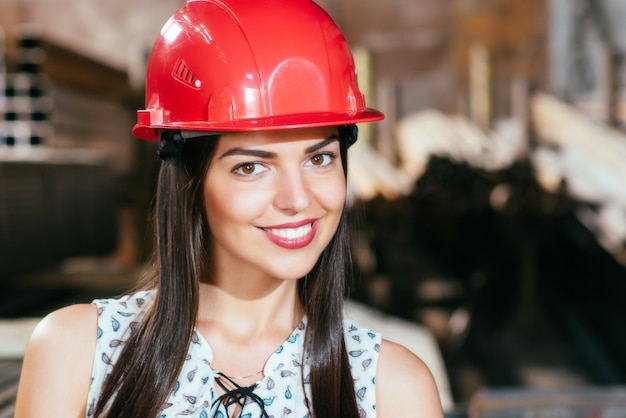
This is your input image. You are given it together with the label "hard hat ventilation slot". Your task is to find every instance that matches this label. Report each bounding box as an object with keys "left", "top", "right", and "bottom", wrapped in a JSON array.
[{"left": 173, "top": 58, "right": 202, "bottom": 89}]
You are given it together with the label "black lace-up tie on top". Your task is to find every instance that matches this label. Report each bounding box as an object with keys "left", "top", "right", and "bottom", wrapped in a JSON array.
[{"left": 212, "top": 372, "right": 269, "bottom": 418}]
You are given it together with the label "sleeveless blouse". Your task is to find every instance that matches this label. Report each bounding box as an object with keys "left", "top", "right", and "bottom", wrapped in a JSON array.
[{"left": 87, "top": 291, "right": 381, "bottom": 417}]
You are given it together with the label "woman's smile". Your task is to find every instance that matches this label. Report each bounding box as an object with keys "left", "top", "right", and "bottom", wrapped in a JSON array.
[{"left": 259, "top": 219, "right": 319, "bottom": 249}]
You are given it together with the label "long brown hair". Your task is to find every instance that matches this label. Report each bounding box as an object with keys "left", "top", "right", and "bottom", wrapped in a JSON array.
[{"left": 94, "top": 126, "right": 359, "bottom": 418}]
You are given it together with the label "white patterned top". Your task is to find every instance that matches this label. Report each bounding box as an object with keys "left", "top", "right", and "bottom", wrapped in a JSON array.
[{"left": 87, "top": 291, "right": 381, "bottom": 417}]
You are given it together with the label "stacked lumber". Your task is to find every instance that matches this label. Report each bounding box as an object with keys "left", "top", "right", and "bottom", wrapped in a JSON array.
[
  {"left": 348, "top": 109, "right": 527, "bottom": 202},
  {"left": 349, "top": 92, "right": 626, "bottom": 261},
  {"left": 396, "top": 110, "right": 526, "bottom": 183},
  {"left": 531, "top": 93, "right": 626, "bottom": 260}
]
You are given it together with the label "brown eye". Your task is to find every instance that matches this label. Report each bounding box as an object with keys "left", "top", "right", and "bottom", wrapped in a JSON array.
[
  {"left": 311, "top": 155, "right": 324, "bottom": 166},
  {"left": 241, "top": 163, "right": 255, "bottom": 174},
  {"left": 307, "top": 153, "right": 333, "bottom": 167},
  {"left": 233, "top": 162, "right": 265, "bottom": 176}
]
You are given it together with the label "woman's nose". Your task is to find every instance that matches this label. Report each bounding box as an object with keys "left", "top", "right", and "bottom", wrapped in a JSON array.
[{"left": 273, "top": 169, "right": 312, "bottom": 214}]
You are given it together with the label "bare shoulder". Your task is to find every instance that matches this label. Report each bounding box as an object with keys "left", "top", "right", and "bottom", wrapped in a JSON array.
[
  {"left": 15, "top": 303, "right": 98, "bottom": 418},
  {"left": 376, "top": 338, "right": 444, "bottom": 417}
]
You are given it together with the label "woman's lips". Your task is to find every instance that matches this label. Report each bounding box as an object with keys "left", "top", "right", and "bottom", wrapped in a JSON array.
[{"left": 259, "top": 219, "right": 318, "bottom": 249}]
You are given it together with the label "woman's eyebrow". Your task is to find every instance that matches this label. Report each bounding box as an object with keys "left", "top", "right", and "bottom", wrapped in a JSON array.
[
  {"left": 218, "top": 148, "right": 276, "bottom": 159},
  {"left": 305, "top": 135, "right": 340, "bottom": 154},
  {"left": 219, "top": 135, "right": 340, "bottom": 160}
]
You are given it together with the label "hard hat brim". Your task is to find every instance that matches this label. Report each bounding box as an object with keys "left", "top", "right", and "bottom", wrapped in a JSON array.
[{"left": 133, "top": 109, "right": 384, "bottom": 141}]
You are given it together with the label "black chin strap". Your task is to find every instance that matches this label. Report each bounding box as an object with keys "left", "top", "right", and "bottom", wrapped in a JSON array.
[{"left": 212, "top": 372, "right": 269, "bottom": 418}]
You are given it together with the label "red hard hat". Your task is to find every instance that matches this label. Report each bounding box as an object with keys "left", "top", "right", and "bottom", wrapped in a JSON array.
[{"left": 133, "top": 0, "right": 384, "bottom": 140}]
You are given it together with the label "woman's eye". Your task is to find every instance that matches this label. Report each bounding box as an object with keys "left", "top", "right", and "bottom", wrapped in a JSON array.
[
  {"left": 233, "top": 162, "right": 265, "bottom": 176},
  {"left": 309, "top": 153, "right": 334, "bottom": 167}
]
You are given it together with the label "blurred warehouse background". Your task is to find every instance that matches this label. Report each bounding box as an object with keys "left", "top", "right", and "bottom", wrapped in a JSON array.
[{"left": 2, "top": 0, "right": 626, "bottom": 416}]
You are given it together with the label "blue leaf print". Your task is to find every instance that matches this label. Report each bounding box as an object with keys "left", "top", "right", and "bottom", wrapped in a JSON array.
[
  {"left": 184, "top": 394, "right": 197, "bottom": 404},
  {"left": 200, "top": 409, "right": 208, "bottom": 418},
  {"left": 367, "top": 331, "right": 376, "bottom": 339},
  {"left": 102, "top": 352, "right": 112, "bottom": 366},
  {"left": 109, "top": 339, "right": 123, "bottom": 348},
  {"left": 111, "top": 317, "right": 120, "bottom": 332},
  {"left": 215, "top": 411, "right": 225, "bottom": 418},
  {"left": 362, "top": 358, "right": 372, "bottom": 371},
  {"left": 97, "top": 327, "right": 103, "bottom": 339},
  {"left": 174, "top": 380, "right": 180, "bottom": 394},
  {"left": 285, "top": 386, "right": 292, "bottom": 399},
  {"left": 349, "top": 350, "right": 365, "bottom": 357},
  {"left": 275, "top": 345, "right": 284, "bottom": 354},
  {"left": 349, "top": 324, "right": 358, "bottom": 332},
  {"left": 116, "top": 310, "right": 133, "bottom": 317},
  {"left": 352, "top": 335, "right": 361, "bottom": 343},
  {"left": 187, "top": 367, "right": 197, "bottom": 382},
  {"left": 356, "top": 387, "right": 366, "bottom": 401},
  {"left": 241, "top": 413, "right": 252, "bottom": 418},
  {"left": 287, "top": 334, "right": 297, "bottom": 344},
  {"left": 264, "top": 396, "right": 277, "bottom": 406}
]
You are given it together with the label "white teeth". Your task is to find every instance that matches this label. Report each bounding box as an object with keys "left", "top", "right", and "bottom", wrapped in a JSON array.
[{"left": 265, "top": 224, "right": 312, "bottom": 239}]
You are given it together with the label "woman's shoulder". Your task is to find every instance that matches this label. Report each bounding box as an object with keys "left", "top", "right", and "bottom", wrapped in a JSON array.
[
  {"left": 28, "top": 303, "right": 99, "bottom": 355},
  {"left": 376, "top": 339, "right": 444, "bottom": 417},
  {"left": 34, "top": 302, "right": 98, "bottom": 337},
  {"left": 24, "top": 303, "right": 99, "bottom": 370},
  {"left": 15, "top": 303, "right": 98, "bottom": 417}
]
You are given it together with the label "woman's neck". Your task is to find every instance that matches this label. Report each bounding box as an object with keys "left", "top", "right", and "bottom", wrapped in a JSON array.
[
  {"left": 195, "top": 279, "right": 304, "bottom": 381},
  {"left": 197, "top": 277, "right": 303, "bottom": 337}
]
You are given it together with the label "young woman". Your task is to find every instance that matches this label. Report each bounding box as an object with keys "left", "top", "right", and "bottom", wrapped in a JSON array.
[{"left": 15, "top": 0, "right": 444, "bottom": 417}]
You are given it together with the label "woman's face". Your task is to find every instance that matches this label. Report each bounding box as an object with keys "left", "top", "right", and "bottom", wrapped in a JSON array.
[{"left": 203, "top": 126, "right": 346, "bottom": 282}]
